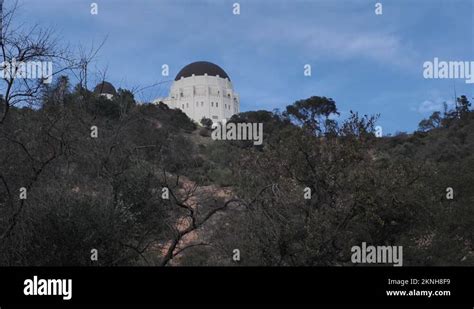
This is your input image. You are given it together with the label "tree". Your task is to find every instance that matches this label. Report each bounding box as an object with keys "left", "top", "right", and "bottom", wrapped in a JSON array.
[
  {"left": 113, "top": 88, "right": 136, "bottom": 118},
  {"left": 441, "top": 96, "right": 472, "bottom": 127},
  {"left": 283, "top": 96, "right": 339, "bottom": 136},
  {"left": 200, "top": 117, "right": 213, "bottom": 129},
  {"left": 0, "top": 1, "right": 71, "bottom": 123},
  {"left": 418, "top": 111, "right": 442, "bottom": 132},
  {"left": 41, "top": 75, "right": 72, "bottom": 107},
  {"left": 456, "top": 95, "right": 471, "bottom": 119}
]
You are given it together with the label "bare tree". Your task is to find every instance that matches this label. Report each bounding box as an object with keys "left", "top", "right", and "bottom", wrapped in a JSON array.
[
  {"left": 0, "top": 1, "right": 73, "bottom": 123},
  {"left": 154, "top": 172, "right": 240, "bottom": 266},
  {"left": 72, "top": 36, "right": 108, "bottom": 91}
]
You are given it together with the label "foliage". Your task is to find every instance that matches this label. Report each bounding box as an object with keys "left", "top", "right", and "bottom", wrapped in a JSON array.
[{"left": 0, "top": 87, "right": 472, "bottom": 266}]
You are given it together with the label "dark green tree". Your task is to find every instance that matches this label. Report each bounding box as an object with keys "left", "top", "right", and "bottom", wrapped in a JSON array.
[
  {"left": 283, "top": 96, "right": 339, "bottom": 136},
  {"left": 200, "top": 117, "right": 213, "bottom": 129}
]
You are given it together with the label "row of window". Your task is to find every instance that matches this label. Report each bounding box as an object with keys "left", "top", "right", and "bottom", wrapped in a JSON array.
[
  {"left": 180, "top": 101, "right": 236, "bottom": 110},
  {"left": 177, "top": 91, "right": 238, "bottom": 100}
]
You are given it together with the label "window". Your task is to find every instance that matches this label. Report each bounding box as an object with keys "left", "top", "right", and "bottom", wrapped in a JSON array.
[
  {"left": 211, "top": 102, "right": 214, "bottom": 107},
  {"left": 181, "top": 104, "right": 184, "bottom": 109},
  {"left": 216, "top": 102, "right": 218, "bottom": 107},
  {"left": 186, "top": 103, "right": 189, "bottom": 108},
  {"left": 196, "top": 102, "right": 198, "bottom": 107},
  {"left": 201, "top": 102, "right": 204, "bottom": 106}
]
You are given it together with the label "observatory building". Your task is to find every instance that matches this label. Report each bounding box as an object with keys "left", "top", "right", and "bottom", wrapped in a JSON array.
[
  {"left": 154, "top": 61, "right": 240, "bottom": 124},
  {"left": 94, "top": 81, "right": 117, "bottom": 100}
]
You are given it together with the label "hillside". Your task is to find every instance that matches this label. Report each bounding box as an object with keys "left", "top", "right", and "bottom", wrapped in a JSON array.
[{"left": 0, "top": 84, "right": 472, "bottom": 266}]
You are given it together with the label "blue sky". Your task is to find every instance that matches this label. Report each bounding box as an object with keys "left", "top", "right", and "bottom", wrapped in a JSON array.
[{"left": 13, "top": 0, "right": 474, "bottom": 134}]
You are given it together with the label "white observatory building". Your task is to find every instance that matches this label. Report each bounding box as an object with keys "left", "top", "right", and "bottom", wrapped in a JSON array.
[{"left": 154, "top": 61, "right": 240, "bottom": 124}]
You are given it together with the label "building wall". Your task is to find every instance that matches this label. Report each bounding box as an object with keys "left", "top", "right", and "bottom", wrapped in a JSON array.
[
  {"left": 100, "top": 93, "right": 114, "bottom": 100},
  {"left": 154, "top": 74, "right": 240, "bottom": 124}
]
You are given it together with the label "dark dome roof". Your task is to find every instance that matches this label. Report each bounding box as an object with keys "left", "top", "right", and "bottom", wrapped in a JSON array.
[
  {"left": 175, "top": 61, "right": 230, "bottom": 81},
  {"left": 94, "top": 81, "right": 116, "bottom": 95}
]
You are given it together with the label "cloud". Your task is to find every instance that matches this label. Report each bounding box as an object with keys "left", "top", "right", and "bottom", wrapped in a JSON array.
[
  {"left": 415, "top": 98, "right": 455, "bottom": 114},
  {"left": 246, "top": 12, "right": 419, "bottom": 69},
  {"left": 417, "top": 100, "right": 443, "bottom": 113}
]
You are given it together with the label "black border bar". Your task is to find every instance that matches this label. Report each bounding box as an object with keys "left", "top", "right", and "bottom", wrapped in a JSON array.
[{"left": 0, "top": 267, "right": 472, "bottom": 307}]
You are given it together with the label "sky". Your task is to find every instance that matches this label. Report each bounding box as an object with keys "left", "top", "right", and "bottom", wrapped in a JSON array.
[{"left": 10, "top": 0, "right": 474, "bottom": 134}]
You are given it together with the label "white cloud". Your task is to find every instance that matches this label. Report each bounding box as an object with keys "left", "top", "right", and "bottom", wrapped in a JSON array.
[
  {"left": 247, "top": 15, "right": 419, "bottom": 69},
  {"left": 417, "top": 100, "right": 442, "bottom": 113},
  {"left": 415, "top": 98, "right": 455, "bottom": 114}
]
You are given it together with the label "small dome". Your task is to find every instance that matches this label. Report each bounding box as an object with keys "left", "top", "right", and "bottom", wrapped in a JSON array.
[
  {"left": 94, "top": 81, "right": 117, "bottom": 95},
  {"left": 175, "top": 61, "right": 230, "bottom": 81}
]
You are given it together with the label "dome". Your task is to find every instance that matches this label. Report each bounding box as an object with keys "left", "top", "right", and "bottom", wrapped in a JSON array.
[
  {"left": 175, "top": 61, "right": 230, "bottom": 81},
  {"left": 94, "top": 81, "right": 117, "bottom": 95}
]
